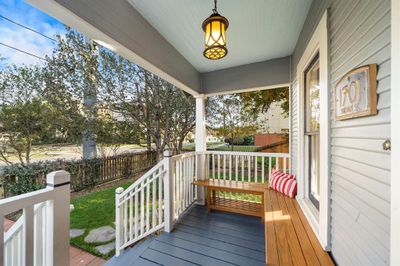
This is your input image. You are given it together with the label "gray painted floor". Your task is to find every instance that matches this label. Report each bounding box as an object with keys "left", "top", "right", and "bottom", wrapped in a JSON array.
[{"left": 106, "top": 205, "right": 265, "bottom": 266}]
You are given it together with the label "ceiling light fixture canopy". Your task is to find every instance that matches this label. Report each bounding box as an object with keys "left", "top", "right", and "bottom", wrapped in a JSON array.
[{"left": 202, "top": 0, "right": 229, "bottom": 60}]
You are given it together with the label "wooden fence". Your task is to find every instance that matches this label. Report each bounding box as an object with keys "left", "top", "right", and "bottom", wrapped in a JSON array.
[{"left": 2, "top": 151, "right": 157, "bottom": 196}]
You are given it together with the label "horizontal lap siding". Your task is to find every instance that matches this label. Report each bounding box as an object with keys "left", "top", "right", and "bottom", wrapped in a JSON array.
[{"left": 291, "top": 0, "right": 391, "bottom": 265}]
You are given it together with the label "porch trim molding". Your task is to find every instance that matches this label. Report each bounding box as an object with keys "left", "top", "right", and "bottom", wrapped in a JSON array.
[
  {"left": 295, "top": 10, "right": 330, "bottom": 250},
  {"left": 391, "top": 0, "right": 400, "bottom": 264}
]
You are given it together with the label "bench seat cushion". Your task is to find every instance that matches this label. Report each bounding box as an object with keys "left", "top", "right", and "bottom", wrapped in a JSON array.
[{"left": 269, "top": 169, "right": 297, "bottom": 198}]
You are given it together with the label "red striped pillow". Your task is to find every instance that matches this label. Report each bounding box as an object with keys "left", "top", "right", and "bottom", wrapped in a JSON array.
[{"left": 269, "top": 169, "right": 297, "bottom": 198}]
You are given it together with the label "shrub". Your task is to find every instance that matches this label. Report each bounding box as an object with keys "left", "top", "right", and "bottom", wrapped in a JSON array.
[
  {"left": 2, "top": 164, "right": 45, "bottom": 197},
  {"left": 243, "top": 135, "right": 254, "bottom": 145}
]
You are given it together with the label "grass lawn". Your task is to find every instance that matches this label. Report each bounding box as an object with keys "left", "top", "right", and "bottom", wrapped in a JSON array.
[
  {"left": 70, "top": 181, "right": 133, "bottom": 258},
  {"left": 214, "top": 145, "right": 259, "bottom": 152}
]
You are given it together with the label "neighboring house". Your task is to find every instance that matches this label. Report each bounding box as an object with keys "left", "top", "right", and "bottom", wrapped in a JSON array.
[{"left": 255, "top": 100, "right": 289, "bottom": 134}]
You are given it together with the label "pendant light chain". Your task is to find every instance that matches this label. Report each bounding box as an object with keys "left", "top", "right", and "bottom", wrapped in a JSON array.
[{"left": 213, "top": 0, "right": 217, "bottom": 14}]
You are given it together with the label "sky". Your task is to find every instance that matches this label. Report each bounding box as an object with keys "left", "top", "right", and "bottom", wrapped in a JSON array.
[{"left": 0, "top": 0, "right": 65, "bottom": 65}]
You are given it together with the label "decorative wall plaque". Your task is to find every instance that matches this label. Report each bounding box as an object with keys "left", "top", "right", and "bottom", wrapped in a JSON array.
[{"left": 334, "top": 64, "right": 377, "bottom": 120}]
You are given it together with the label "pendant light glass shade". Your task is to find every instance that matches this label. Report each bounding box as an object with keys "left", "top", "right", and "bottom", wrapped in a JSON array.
[{"left": 202, "top": 4, "right": 229, "bottom": 60}]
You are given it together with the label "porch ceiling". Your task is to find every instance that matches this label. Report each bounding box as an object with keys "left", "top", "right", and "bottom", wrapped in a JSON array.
[
  {"left": 128, "top": 0, "right": 312, "bottom": 73},
  {"left": 27, "top": 0, "right": 308, "bottom": 95}
]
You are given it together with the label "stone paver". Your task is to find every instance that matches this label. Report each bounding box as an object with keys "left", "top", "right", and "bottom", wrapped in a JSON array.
[
  {"left": 70, "top": 229, "right": 85, "bottom": 238},
  {"left": 84, "top": 226, "right": 115, "bottom": 243},
  {"left": 95, "top": 242, "right": 115, "bottom": 255}
]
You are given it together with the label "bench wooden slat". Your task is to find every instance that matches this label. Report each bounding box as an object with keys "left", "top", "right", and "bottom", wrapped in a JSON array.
[
  {"left": 275, "top": 192, "right": 307, "bottom": 266},
  {"left": 269, "top": 190, "right": 293, "bottom": 266},
  {"left": 283, "top": 196, "right": 321, "bottom": 266},
  {"left": 289, "top": 197, "right": 335, "bottom": 266},
  {"left": 264, "top": 189, "right": 280, "bottom": 266}
]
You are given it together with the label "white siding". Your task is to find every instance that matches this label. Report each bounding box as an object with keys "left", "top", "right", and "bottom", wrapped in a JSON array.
[{"left": 291, "top": 0, "right": 391, "bottom": 265}]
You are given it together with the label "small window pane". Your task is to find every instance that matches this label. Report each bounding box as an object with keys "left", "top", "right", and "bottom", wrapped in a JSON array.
[{"left": 305, "top": 57, "right": 320, "bottom": 133}]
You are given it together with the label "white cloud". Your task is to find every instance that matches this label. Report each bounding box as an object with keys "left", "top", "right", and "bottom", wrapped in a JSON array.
[{"left": 0, "top": 0, "right": 65, "bottom": 66}]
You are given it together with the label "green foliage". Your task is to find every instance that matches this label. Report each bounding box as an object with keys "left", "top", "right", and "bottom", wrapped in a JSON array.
[
  {"left": 240, "top": 87, "right": 290, "bottom": 118},
  {"left": 2, "top": 164, "right": 45, "bottom": 196}
]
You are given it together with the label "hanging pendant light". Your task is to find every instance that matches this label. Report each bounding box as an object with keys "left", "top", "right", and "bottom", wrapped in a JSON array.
[{"left": 202, "top": 0, "right": 229, "bottom": 60}]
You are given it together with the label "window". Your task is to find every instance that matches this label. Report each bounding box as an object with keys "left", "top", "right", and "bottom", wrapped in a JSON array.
[{"left": 304, "top": 53, "right": 320, "bottom": 210}]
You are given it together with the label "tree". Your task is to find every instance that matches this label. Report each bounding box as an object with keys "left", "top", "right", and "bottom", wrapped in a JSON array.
[
  {"left": 207, "top": 94, "right": 253, "bottom": 150},
  {"left": 100, "top": 50, "right": 195, "bottom": 159},
  {"left": 240, "top": 87, "right": 289, "bottom": 119},
  {"left": 0, "top": 98, "right": 54, "bottom": 165},
  {"left": 45, "top": 28, "right": 101, "bottom": 159},
  {"left": 168, "top": 91, "right": 195, "bottom": 154}
]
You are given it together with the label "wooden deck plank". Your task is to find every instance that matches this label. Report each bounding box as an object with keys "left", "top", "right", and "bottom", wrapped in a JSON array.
[
  {"left": 178, "top": 216, "right": 264, "bottom": 242},
  {"left": 180, "top": 215, "right": 264, "bottom": 239},
  {"left": 175, "top": 223, "right": 265, "bottom": 251},
  {"left": 283, "top": 196, "right": 321, "bottom": 266},
  {"left": 264, "top": 189, "right": 280, "bottom": 266},
  {"left": 269, "top": 190, "right": 293, "bottom": 266},
  {"left": 184, "top": 212, "right": 264, "bottom": 234},
  {"left": 275, "top": 193, "right": 307, "bottom": 266},
  {"left": 157, "top": 233, "right": 265, "bottom": 266},
  {"left": 148, "top": 240, "right": 235, "bottom": 266},
  {"left": 290, "top": 198, "right": 335, "bottom": 266},
  {"left": 140, "top": 248, "right": 198, "bottom": 266},
  {"left": 169, "top": 229, "right": 265, "bottom": 262}
]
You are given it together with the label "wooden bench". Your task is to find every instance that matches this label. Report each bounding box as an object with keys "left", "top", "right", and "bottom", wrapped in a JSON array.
[
  {"left": 193, "top": 179, "right": 266, "bottom": 220},
  {"left": 264, "top": 189, "right": 335, "bottom": 265}
]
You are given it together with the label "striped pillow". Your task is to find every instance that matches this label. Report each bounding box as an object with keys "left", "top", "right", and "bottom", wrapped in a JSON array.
[{"left": 269, "top": 169, "right": 297, "bottom": 198}]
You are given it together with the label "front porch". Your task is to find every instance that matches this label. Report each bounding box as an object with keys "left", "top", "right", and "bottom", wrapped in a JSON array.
[{"left": 108, "top": 189, "right": 333, "bottom": 265}]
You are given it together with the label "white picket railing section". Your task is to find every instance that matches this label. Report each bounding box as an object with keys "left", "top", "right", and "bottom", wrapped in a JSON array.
[
  {"left": 170, "top": 152, "right": 198, "bottom": 221},
  {"left": 204, "top": 151, "right": 290, "bottom": 202},
  {"left": 4, "top": 202, "right": 47, "bottom": 266},
  {"left": 115, "top": 150, "right": 290, "bottom": 256},
  {"left": 115, "top": 160, "right": 166, "bottom": 256},
  {"left": 1, "top": 171, "right": 70, "bottom": 266},
  {"left": 205, "top": 151, "right": 290, "bottom": 183}
]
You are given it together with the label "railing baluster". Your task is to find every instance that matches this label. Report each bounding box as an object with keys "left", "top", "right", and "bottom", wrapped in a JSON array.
[
  {"left": 129, "top": 191, "right": 133, "bottom": 241},
  {"left": 152, "top": 176, "right": 156, "bottom": 228},
  {"left": 124, "top": 195, "right": 128, "bottom": 244},
  {"left": 146, "top": 179, "right": 150, "bottom": 232},
  {"left": 158, "top": 172, "right": 163, "bottom": 226},
  {"left": 134, "top": 187, "right": 138, "bottom": 239},
  {"left": 262, "top": 156, "right": 265, "bottom": 183},
  {"left": 269, "top": 157, "right": 272, "bottom": 181},
  {"left": 284, "top": 158, "right": 287, "bottom": 173},
  {"left": 255, "top": 155, "right": 258, "bottom": 183},
  {"left": 140, "top": 185, "right": 144, "bottom": 236}
]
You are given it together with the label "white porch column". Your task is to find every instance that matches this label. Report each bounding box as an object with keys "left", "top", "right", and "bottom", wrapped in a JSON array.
[{"left": 195, "top": 94, "right": 207, "bottom": 205}]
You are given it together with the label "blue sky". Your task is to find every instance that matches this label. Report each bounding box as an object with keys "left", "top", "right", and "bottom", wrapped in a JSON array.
[{"left": 0, "top": 0, "right": 65, "bottom": 65}]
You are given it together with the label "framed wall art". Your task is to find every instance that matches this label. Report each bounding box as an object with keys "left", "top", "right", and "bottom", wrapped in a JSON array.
[{"left": 334, "top": 64, "right": 377, "bottom": 120}]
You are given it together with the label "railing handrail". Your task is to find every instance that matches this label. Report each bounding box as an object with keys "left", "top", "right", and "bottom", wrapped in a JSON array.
[
  {"left": 4, "top": 201, "right": 46, "bottom": 243},
  {"left": 118, "top": 159, "right": 165, "bottom": 198},
  {"left": 0, "top": 187, "right": 53, "bottom": 215},
  {"left": 203, "top": 150, "right": 290, "bottom": 158},
  {"left": 171, "top": 151, "right": 196, "bottom": 161}
]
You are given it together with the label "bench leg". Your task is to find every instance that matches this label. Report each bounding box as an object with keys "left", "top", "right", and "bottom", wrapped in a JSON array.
[{"left": 206, "top": 188, "right": 211, "bottom": 212}]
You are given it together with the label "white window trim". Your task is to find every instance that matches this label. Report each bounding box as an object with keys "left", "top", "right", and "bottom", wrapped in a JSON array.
[{"left": 296, "top": 10, "right": 330, "bottom": 250}]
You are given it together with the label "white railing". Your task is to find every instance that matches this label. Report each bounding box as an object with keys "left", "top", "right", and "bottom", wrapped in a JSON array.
[
  {"left": 204, "top": 151, "right": 290, "bottom": 183},
  {"left": 115, "top": 160, "right": 166, "bottom": 256},
  {"left": 204, "top": 151, "right": 290, "bottom": 202},
  {"left": 170, "top": 152, "right": 197, "bottom": 221},
  {"left": 4, "top": 202, "right": 47, "bottom": 266},
  {"left": 115, "top": 150, "right": 290, "bottom": 256},
  {"left": 1, "top": 171, "right": 70, "bottom": 266}
]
